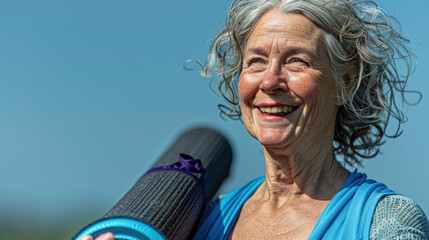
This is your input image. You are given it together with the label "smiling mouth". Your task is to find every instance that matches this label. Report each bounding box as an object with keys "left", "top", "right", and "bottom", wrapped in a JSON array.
[{"left": 258, "top": 106, "right": 298, "bottom": 116}]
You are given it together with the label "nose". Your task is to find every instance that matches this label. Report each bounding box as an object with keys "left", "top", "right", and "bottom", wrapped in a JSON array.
[{"left": 260, "top": 67, "right": 289, "bottom": 93}]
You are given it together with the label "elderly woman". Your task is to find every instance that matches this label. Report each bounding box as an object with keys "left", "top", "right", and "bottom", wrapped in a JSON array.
[{"left": 82, "top": 0, "right": 428, "bottom": 239}]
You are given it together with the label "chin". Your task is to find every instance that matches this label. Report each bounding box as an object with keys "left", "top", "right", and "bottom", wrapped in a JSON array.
[{"left": 255, "top": 130, "right": 291, "bottom": 149}]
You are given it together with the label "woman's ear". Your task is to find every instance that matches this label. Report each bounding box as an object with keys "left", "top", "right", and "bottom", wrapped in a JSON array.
[{"left": 336, "top": 59, "right": 359, "bottom": 106}]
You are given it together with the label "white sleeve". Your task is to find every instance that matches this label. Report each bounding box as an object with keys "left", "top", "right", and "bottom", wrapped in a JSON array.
[{"left": 370, "top": 195, "right": 429, "bottom": 239}]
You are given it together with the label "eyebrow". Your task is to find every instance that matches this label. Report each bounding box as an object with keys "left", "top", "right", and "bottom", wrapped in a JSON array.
[
  {"left": 245, "top": 47, "right": 269, "bottom": 56},
  {"left": 244, "top": 46, "right": 317, "bottom": 59}
]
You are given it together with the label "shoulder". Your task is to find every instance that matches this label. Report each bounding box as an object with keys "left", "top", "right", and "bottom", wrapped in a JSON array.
[
  {"left": 197, "top": 195, "right": 222, "bottom": 228},
  {"left": 370, "top": 195, "right": 429, "bottom": 239},
  {"left": 195, "top": 177, "right": 265, "bottom": 230}
]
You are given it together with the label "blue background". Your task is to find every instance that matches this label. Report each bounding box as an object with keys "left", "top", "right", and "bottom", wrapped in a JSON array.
[{"left": 0, "top": 0, "right": 427, "bottom": 239}]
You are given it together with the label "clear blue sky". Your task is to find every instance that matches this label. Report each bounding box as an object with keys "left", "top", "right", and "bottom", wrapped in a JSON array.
[{"left": 0, "top": 0, "right": 428, "bottom": 232}]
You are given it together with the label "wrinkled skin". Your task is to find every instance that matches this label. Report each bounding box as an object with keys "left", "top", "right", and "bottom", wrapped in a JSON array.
[{"left": 230, "top": 9, "right": 349, "bottom": 240}]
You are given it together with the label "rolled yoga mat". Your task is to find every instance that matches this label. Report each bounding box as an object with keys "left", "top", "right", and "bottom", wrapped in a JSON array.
[{"left": 72, "top": 127, "right": 233, "bottom": 240}]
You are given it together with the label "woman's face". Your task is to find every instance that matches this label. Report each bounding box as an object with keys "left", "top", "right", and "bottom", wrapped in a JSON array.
[{"left": 238, "top": 9, "right": 341, "bottom": 150}]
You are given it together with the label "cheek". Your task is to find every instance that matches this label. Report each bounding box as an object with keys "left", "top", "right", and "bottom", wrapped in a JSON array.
[
  {"left": 238, "top": 76, "right": 254, "bottom": 125},
  {"left": 288, "top": 73, "right": 320, "bottom": 102},
  {"left": 238, "top": 73, "right": 260, "bottom": 137},
  {"left": 238, "top": 72, "right": 261, "bottom": 103},
  {"left": 294, "top": 73, "right": 338, "bottom": 125}
]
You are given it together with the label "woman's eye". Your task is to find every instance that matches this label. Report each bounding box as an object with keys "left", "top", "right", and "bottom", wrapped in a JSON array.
[
  {"left": 290, "top": 58, "right": 308, "bottom": 64},
  {"left": 249, "top": 58, "right": 264, "bottom": 65},
  {"left": 287, "top": 58, "right": 309, "bottom": 70}
]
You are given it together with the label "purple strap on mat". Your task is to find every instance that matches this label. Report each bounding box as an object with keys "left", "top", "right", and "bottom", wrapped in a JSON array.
[
  {"left": 171, "top": 154, "right": 205, "bottom": 174},
  {"left": 143, "top": 154, "right": 206, "bottom": 200}
]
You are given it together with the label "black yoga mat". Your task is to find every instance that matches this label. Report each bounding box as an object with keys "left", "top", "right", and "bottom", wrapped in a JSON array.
[{"left": 72, "top": 127, "right": 233, "bottom": 240}]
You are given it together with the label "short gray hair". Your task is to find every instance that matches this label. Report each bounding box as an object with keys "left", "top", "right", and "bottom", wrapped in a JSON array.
[{"left": 194, "top": 0, "right": 419, "bottom": 166}]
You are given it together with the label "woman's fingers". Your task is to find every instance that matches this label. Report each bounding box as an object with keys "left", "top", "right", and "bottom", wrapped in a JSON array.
[
  {"left": 95, "top": 232, "right": 115, "bottom": 240},
  {"left": 77, "top": 232, "right": 114, "bottom": 240},
  {"left": 77, "top": 236, "right": 93, "bottom": 240}
]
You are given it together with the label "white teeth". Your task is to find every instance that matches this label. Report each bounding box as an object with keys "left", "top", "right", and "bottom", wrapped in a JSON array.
[{"left": 259, "top": 106, "right": 296, "bottom": 115}]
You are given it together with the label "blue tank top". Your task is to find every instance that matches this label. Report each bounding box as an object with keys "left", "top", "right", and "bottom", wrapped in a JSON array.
[{"left": 193, "top": 170, "right": 394, "bottom": 240}]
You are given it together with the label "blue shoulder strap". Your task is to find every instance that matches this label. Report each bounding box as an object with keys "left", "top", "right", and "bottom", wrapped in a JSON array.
[
  {"left": 309, "top": 170, "right": 394, "bottom": 240},
  {"left": 193, "top": 176, "right": 265, "bottom": 240}
]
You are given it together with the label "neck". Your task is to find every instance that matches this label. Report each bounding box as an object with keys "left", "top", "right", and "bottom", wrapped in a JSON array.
[{"left": 260, "top": 143, "right": 349, "bottom": 207}]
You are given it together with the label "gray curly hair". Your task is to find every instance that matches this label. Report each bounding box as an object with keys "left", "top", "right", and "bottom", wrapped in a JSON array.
[{"left": 193, "top": 0, "right": 419, "bottom": 166}]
